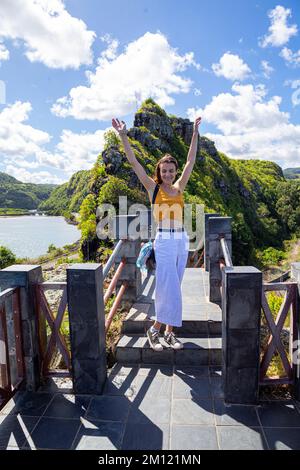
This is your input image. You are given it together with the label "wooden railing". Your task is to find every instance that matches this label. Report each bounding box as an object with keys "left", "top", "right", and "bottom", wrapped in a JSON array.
[
  {"left": 0, "top": 287, "right": 25, "bottom": 407},
  {"left": 260, "top": 281, "right": 298, "bottom": 386},
  {"left": 31, "top": 238, "right": 136, "bottom": 379},
  {"left": 35, "top": 282, "right": 70, "bottom": 376}
]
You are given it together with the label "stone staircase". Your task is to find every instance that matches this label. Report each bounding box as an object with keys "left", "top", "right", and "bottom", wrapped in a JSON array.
[{"left": 116, "top": 268, "right": 222, "bottom": 366}]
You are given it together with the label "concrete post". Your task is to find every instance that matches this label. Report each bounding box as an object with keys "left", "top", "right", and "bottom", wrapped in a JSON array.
[
  {"left": 67, "top": 264, "right": 107, "bottom": 394},
  {"left": 291, "top": 262, "right": 300, "bottom": 401},
  {"left": 208, "top": 217, "right": 232, "bottom": 303},
  {"left": 222, "top": 266, "right": 262, "bottom": 404},
  {"left": 204, "top": 213, "right": 221, "bottom": 271},
  {"left": 113, "top": 215, "right": 142, "bottom": 303},
  {"left": 0, "top": 265, "right": 43, "bottom": 391}
]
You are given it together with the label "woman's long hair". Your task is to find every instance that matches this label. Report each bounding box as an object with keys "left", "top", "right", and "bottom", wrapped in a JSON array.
[{"left": 154, "top": 154, "right": 179, "bottom": 184}]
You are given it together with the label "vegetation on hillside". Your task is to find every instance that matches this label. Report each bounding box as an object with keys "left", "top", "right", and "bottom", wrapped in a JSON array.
[{"left": 0, "top": 171, "right": 56, "bottom": 209}]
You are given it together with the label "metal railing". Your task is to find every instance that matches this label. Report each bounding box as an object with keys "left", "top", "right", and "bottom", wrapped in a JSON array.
[
  {"left": 0, "top": 287, "right": 25, "bottom": 408},
  {"left": 103, "top": 239, "right": 128, "bottom": 334},
  {"left": 220, "top": 235, "right": 233, "bottom": 268}
]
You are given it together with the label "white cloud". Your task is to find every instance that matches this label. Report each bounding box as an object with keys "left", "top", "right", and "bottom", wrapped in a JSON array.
[
  {"left": 261, "top": 60, "right": 274, "bottom": 78},
  {"left": 194, "top": 88, "right": 202, "bottom": 96},
  {"left": 0, "top": 43, "right": 9, "bottom": 63},
  {"left": 51, "top": 32, "right": 200, "bottom": 120},
  {"left": 54, "top": 129, "right": 106, "bottom": 173},
  {"left": 4, "top": 165, "right": 64, "bottom": 184},
  {"left": 0, "top": 101, "right": 50, "bottom": 158},
  {"left": 280, "top": 47, "right": 300, "bottom": 67},
  {"left": 187, "top": 83, "right": 300, "bottom": 168},
  {"left": 212, "top": 52, "right": 251, "bottom": 81},
  {"left": 259, "top": 5, "right": 298, "bottom": 48},
  {"left": 0, "top": 0, "right": 95, "bottom": 69},
  {"left": 0, "top": 101, "right": 108, "bottom": 183}
]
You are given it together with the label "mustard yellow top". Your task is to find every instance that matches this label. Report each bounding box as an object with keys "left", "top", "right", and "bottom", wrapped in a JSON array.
[{"left": 152, "top": 186, "right": 184, "bottom": 222}]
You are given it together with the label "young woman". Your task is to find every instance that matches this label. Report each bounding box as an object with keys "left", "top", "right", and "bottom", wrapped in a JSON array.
[{"left": 112, "top": 116, "right": 202, "bottom": 351}]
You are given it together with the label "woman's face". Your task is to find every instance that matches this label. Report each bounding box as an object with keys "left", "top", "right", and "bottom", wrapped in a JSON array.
[{"left": 160, "top": 162, "right": 177, "bottom": 184}]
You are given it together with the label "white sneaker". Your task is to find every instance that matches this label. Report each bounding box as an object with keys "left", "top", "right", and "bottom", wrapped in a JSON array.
[
  {"left": 147, "top": 328, "right": 163, "bottom": 352},
  {"left": 164, "top": 332, "right": 183, "bottom": 350}
]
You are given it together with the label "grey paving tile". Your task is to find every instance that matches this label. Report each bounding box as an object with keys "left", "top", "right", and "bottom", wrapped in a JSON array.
[
  {"left": 172, "top": 398, "right": 215, "bottom": 425},
  {"left": 38, "top": 376, "right": 73, "bottom": 394},
  {"left": 122, "top": 423, "right": 169, "bottom": 450},
  {"left": 210, "top": 377, "right": 224, "bottom": 398},
  {"left": 137, "top": 365, "right": 174, "bottom": 377},
  {"left": 0, "top": 415, "right": 39, "bottom": 449},
  {"left": 257, "top": 402, "right": 300, "bottom": 427},
  {"left": 130, "top": 376, "right": 173, "bottom": 401},
  {"left": 173, "top": 376, "right": 212, "bottom": 399},
  {"left": 72, "top": 418, "right": 125, "bottom": 450},
  {"left": 171, "top": 425, "right": 218, "bottom": 450},
  {"left": 23, "top": 416, "right": 81, "bottom": 449},
  {"left": 86, "top": 396, "right": 131, "bottom": 423},
  {"left": 109, "top": 364, "right": 140, "bottom": 377},
  {"left": 103, "top": 374, "right": 137, "bottom": 400},
  {"left": 174, "top": 366, "right": 210, "bottom": 377},
  {"left": 43, "top": 394, "right": 91, "bottom": 419},
  {"left": 128, "top": 398, "right": 171, "bottom": 424},
  {"left": 217, "top": 426, "right": 268, "bottom": 450},
  {"left": 264, "top": 427, "right": 300, "bottom": 450},
  {"left": 214, "top": 399, "right": 260, "bottom": 426},
  {"left": 0, "top": 392, "right": 53, "bottom": 417}
]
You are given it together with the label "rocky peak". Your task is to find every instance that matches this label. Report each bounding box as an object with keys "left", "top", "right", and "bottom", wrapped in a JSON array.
[
  {"left": 169, "top": 117, "right": 194, "bottom": 146},
  {"left": 199, "top": 136, "right": 218, "bottom": 158},
  {"left": 134, "top": 111, "right": 174, "bottom": 141}
]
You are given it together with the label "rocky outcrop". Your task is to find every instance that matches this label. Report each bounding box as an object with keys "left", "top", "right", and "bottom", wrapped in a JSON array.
[
  {"left": 169, "top": 117, "right": 194, "bottom": 145},
  {"left": 127, "top": 127, "right": 170, "bottom": 153},
  {"left": 102, "top": 146, "right": 126, "bottom": 174},
  {"left": 134, "top": 112, "right": 174, "bottom": 141}
]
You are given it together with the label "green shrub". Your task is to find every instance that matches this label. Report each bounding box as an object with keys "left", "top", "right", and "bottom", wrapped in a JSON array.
[{"left": 0, "top": 246, "right": 16, "bottom": 269}]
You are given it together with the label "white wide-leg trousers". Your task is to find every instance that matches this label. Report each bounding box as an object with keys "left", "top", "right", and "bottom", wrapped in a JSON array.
[{"left": 153, "top": 230, "right": 189, "bottom": 327}]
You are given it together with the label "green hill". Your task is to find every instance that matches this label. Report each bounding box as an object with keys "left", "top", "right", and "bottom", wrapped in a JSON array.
[
  {"left": 283, "top": 167, "right": 300, "bottom": 179},
  {"left": 38, "top": 170, "right": 92, "bottom": 215},
  {"left": 0, "top": 172, "right": 57, "bottom": 210},
  {"left": 77, "top": 98, "right": 300, "bottom": 265}
]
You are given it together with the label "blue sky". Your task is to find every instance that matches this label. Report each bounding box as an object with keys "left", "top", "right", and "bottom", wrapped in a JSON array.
[{"left": 0, "top": 0, "right": 299, "bottom": 184}]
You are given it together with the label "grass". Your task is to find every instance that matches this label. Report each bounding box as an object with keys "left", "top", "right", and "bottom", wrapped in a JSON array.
[{"left": 261, "top": 290, "right": 292, "bottom": 380}]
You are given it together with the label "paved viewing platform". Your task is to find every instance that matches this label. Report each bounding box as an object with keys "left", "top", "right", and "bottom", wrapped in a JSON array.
[{"left": 1, "top": 268, "right": 300, "bottom": 450}]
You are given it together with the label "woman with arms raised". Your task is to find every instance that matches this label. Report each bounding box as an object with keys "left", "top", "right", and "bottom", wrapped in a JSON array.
[{"left": 112, "top": 116, "right": 202, "bottom": 351}]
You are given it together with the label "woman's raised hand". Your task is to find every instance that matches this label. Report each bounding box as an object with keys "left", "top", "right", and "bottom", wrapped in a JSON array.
[
  {"left": 193, "top": 116, "right": 202, "bottom": 133},
  {"left": 112, "top": 118, "right": 127, "bottom": 135}
]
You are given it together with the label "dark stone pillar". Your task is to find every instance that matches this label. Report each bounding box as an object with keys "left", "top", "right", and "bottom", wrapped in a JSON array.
[
  {"left": 204, "top": 213, "right": 220, "bottom": 271},
  {"left": 67, "top": 264, "right": 107, "bottom": 394},
  {"left": 222, "top": 266, "right": 262, "bottom": 404},
  {"left": 208, "top": 217, "right": 232, "bottom": 303},
  {"left": 0, "top": 265, "right": 43, "bottom": 391}
]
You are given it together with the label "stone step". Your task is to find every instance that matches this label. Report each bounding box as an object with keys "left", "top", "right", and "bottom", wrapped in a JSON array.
[
  {"left": 115, "top": 334, "right": 222, "bottom": 366},
  {"left": 121, "top": 302, "right": 222, "bottom": 336}
]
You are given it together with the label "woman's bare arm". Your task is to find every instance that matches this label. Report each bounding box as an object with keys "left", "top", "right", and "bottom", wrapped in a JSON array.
[
  {"left": 176, "top": 116, "right": 202, "bottom": 192},
  {"left": 112, "top": 118, "right": 156, "bottom": 192}
]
